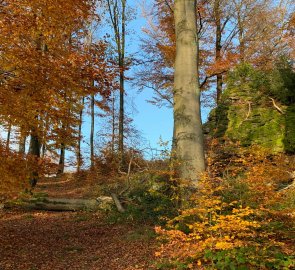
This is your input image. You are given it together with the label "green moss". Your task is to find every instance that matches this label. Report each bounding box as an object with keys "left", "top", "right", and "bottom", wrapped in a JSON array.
[
  {"left": 284, "top": 105, "right": 295, "bottom": 153},
  {"left": 205, "top": 62, "right": 295, "bottom": 154},
  {"left": 226, "top": 106, "right": 286, "bottom": 152}
]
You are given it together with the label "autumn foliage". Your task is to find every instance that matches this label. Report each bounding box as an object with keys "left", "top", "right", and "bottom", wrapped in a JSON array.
[
  {"left": 155, "top": 145, "right": 295, "bottom": 269},
  {"left": 0, "top": 0, "right": 114, "bottom": 190}
]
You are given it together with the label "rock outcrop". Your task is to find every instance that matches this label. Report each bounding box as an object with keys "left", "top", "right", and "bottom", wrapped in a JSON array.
[{"left": 204, "top": 63, "right": 295, "bottom": 153}]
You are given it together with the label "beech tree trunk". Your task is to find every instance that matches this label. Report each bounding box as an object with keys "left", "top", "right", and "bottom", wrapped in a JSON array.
[
  {"left": 107, "top": 0, "right": 126, "bottom": 168},
  {"left": 173, "top": 0, "right": 205, "bottom": 182},
  {"left": 19, "top": 132, "right": 26, "bottom": 154},
  {"left": 57, "top": 143, "right": 65, "bottom": 175},
  {"left": 77, "top": 97, "right": 84, "bottom": 172},
  {"left": 118, "top": 58, "right": 125, "bottom": 168},
  {"left": 215, "top": 0, "right": 223, "bottom": 104},
  {"left": 111, "top": 93, "right": 116, "bottom": 154},
  {"left": 6, "top": 121, "right": 12, "bottom": 151},
  {"left": 29, "top": 132, "right": 41, "bottom": 188},
  {"left": 90, "top": 93, "right": 95, "bottom": 170},
  {"left": 41, "top": 143, "right": 46, "bottom": 158}
]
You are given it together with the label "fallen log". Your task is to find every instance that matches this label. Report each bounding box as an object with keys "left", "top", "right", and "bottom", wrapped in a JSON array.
[{"left": 4, "top": 196, "right": 113, "bottom": 212}]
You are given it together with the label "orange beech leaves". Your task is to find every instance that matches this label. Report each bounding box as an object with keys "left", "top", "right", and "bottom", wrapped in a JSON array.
[
  {"left": 155, "top": 146, "right": 295, "bottom": 268},
  {"left": 0, "top": 0, "right": 113, "bottom": 149}
]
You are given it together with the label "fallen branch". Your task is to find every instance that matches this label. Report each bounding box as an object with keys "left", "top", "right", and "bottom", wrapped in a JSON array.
[
  {"left": 111, "top": 193, "right": 125, "bottom": 213},
  {"left": 269, "top": 97, "right": 285, "bottom": 114},
  {"left": 278, "top": 182, "right": 295, "bottom": 192},
  {"left": 246, "top": 101, "right": 252, "bottom": 120}
]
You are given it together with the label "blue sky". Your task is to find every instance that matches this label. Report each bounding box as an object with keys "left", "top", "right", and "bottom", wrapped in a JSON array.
[
  {"left": 0, "top": 0, "right": 211, "bottom": 167},
  {"left": 80, "top": 0, "right": 176, "bottom": 155},
  {"left": 122, "top": 1, "right": 210, "bottom": 150},
  {"left": 126, "top": 1, "right": 174, "bottom": 149}
]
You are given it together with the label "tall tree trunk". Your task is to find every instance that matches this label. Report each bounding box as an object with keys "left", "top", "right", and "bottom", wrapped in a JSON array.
[
  {"left": 19, "top": 131, "right": 26, "bottom": 154},
  {"left": 118, "top": 58, "right": 124, "bottom": 167},
  {"left": 111, "top": 93, "right": 116, "bottom": 154},
  {"left": 40, "top": 116, "right": 49, "bottom": 158},
  {"left": 6, "top": 121, "right": 12, "bottom": 151},
  {"left": 77, "top": 97, "right": 84, "bottom": 173},
  {"left": 29, "top": 131, "right": 41, "bottom": 188},
  {"left": 57, "top": 119, "right": 66, "bottom": 175},
  {"left": 118, "top": 0, "right": 126, "bottom": 168},
  {"left": 57, "top": 143, "right": 65, "bottom": 175},
  {"left": 41, "top": 143, "right": 46, "bottom": 158},
  {"left": 107, "top": 0, "right": 126, "bottom": 168},
  {"left": 173, "top": 0, "right": 205, "bottom": 182},
  {"left": 215, "top": 0, "right": 223, "bottom": 104},
  {"left": 237, "top": 12, "right": 245, "bottom": 61},
  {"left": 90, "top": 93, "right": 95, "bottom": 170}
]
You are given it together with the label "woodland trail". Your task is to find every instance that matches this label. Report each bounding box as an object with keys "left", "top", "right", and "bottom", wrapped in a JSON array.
[{"left": 0, "top": 175, "right": 156, "bottom": 270}]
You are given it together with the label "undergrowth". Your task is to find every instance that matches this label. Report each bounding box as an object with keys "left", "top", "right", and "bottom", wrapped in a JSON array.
[{"left": 154, "top": 145, "right": 295, "bottom": 269}]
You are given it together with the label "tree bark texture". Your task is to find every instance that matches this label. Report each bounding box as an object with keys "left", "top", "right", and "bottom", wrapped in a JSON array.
[
  {"left": 77, "top": 97, "right": 84, "bottom": 172},
  {"left": 173, "top": 0, "right": 205, "bottom": 182},
  {"left": 57, "top": 142, "right": 65, "bottom": 175},
  {"left": 90, "top": 93, "right": 95, "bottom": 170},
  {"left": 29, "top": 131, "right": 41, "bottom": 188},
  {"left": 214, "top": 0, "right": 223, "bottom": 104},
  {"left": 5, "top": 121, "right": 12, "bottom": 151}
]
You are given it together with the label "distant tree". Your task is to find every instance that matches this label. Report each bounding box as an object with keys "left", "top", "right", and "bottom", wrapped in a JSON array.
[{"left": 106, "top": 0, "right": 128, "bottom": 168}]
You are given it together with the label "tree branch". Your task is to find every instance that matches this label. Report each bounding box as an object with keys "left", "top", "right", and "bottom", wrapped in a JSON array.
[
  {"left": 163, "top": 0, "right": 173, "bottom": 13},
  {"left": 269, "top": 97, "right": 284, "bottom": 114}
]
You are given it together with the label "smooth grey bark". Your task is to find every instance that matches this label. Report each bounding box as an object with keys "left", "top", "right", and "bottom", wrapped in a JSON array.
[{"left": 173, "top": 0, "right": 205, "bottom": 182}]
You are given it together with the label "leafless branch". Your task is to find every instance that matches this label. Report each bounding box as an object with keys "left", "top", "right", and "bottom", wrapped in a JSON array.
[
  {"left": 163, "top": 0, "right": 173, "bottom": 13},
  {"left": 269, "top": 97, "right": 285, "bottom": 114}
]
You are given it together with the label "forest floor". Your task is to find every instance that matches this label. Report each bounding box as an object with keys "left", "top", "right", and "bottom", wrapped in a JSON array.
[{"left": 0, "top": 175, "right": 157, "bottom": 270}]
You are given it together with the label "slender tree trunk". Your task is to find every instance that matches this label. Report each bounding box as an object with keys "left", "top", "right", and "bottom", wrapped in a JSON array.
[
  {"left": 29, "top": 131, "right": 41, "bottom": 188},
  {"left": 19, "top": 131, "right": 26, "bottom": 154},
  {"left": 57, "top": 119, "right": 66, "bottom": 175},
  {"left": 215, "top": 0, "right": 223, "bottom": 104},
  {"left": 40, "top": 116, "right": 49, "bottom": 158},
  {"left": 107, "top": 0, "right": 126, "bottom": 168},
  {"left": 111, "top": 93, "right": 116, "bottom": 154},
  {"left": 173, "top": 0, "right": 205, "bottom": 182},
  {"left": 77, "top": 97, "right": 84, "bottom": 172},
  {"left": 118, "top": 59, "right": 124, "bottom": 167},
  {"left": 27, "top": 26, "right": 44, "bottom": 188},
  {"left": 57, "top": 143, "right": 65, "bottom": 175},
  {"left": 29, "top": 134, "right": 40, "bottom": 157},
  {"left": 118, "top": 0, "right": 126, "bottom": 168},
  {"left": 237, "top": 13, "right": 245, "bottom": 61},
  {"left": 41, "top": 143, "right": 46, "bottom": 158},
  {"left": 6, "top": 122, "right": 12, "bottom": 151},
  {"left": 90, "top": 93, "right": 95, "bottom": 170}
]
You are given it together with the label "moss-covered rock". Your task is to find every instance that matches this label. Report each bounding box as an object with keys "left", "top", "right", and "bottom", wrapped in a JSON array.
[{"left": 205, "top": 62, "right": 295, "bottom": 154}]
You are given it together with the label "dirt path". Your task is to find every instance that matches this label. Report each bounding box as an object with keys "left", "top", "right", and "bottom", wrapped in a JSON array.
[
  {"left": 0, "top": 209, "right": 156, "bottom": 270},
  {"left": 1, "top": 174, "right": 156, "bottom": 270}
]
